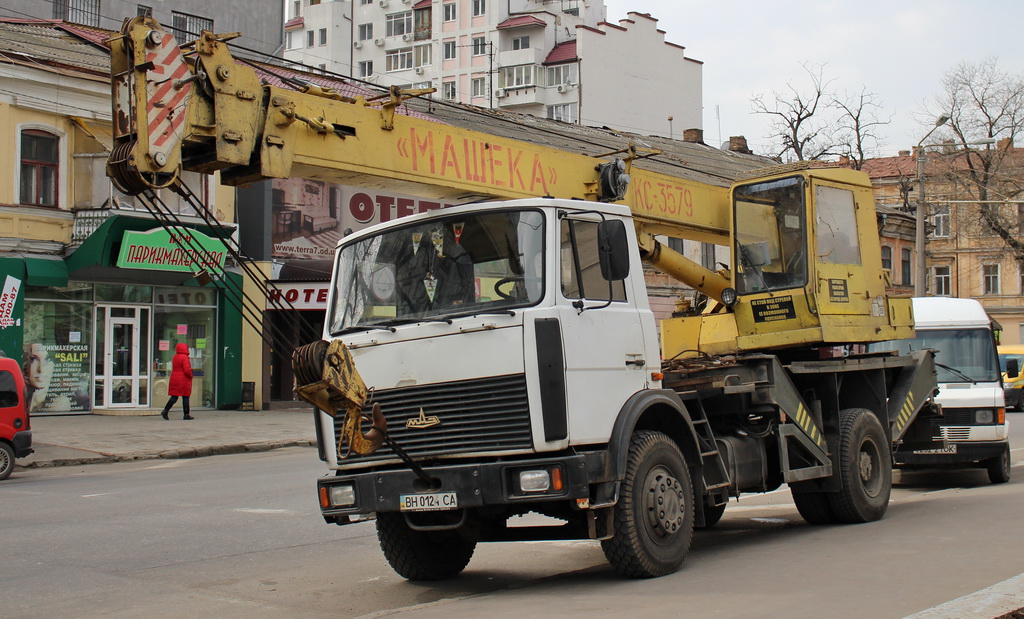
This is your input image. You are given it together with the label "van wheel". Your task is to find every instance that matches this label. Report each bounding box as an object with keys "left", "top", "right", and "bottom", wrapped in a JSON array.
[
  {"left": 986, "top": 445, "right": 1011, "bottom": 484},
  {"left": 601, "top": 431, "right": 694, "bottom": 577},
  {"left": 0, "top": 442, "right": 14, "bottom": 481},
  {"left": 828, "top": 408, "right": 892, "bottom": 523}
]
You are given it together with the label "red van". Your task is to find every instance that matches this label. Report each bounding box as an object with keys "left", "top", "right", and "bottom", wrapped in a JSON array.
[{"left": 0, "top": 356, "right": 31, "bottom": 480}]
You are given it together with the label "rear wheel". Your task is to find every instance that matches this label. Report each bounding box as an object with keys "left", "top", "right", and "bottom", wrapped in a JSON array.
[
  {"left": 376, "top": 512, "right": 476, "bottom": 580},
  {"left": 986, "top": 445, "right": 1011, "bottom": 484},
  {"left": 0, "top": 442, "right": 13, "bottom": 481},
  {"left": 792, "top": 489, "right": 839, "bottom": 525},
  {"left": 601, "top": 431, "right": 694, "bottom": 578},
  {"left": 828, "top": 408, "right": 891, "bottom": 523}
]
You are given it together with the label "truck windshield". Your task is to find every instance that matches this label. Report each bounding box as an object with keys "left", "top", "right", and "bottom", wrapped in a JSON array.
[
  {"left": 733, "top": 176, "right": 807, "bottom": 294},
  {"left": 329, "top": 209, "right": 545, "bottom": 334},
  {"left": 870, "top": 328, "right": 1000, "bottom": 383}
]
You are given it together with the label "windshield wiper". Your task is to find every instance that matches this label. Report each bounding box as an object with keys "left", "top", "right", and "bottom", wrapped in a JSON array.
[
  {"left": 338, "top": 323, "right": 397, "bottom": 334},
  {"left": 935, "top": 362, "right": 978, "bottom": 384}
]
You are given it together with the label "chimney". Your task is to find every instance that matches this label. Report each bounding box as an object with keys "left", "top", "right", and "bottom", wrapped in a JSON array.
[
  {"left": 683, "top": 128, "right": 704, "bottom": 144},
  {"left": 898, "top": 150, "right": 910, "bottom": 157},
  {"left": 728, "top": 136, "right": 751, "bottom": 154}
]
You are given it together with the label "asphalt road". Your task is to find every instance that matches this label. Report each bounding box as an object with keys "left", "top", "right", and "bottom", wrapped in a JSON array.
[{"left": 3, "top": 419, "right": 1024, "bottom": 618}]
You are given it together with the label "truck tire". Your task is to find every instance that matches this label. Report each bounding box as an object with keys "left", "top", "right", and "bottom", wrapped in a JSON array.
[
  {"left": 792, "top": 490, "right": 839, "bottom": 525},
  {"left": 601, "top": 431, "right": 694, "bottom": 578},
  {"left": 828, "top": 408, "right": 891, "bottom": 523},
  {"left": 0, "top": 442, "right": 13, "bottom": 481},
  {"left": 986, "top": 445, "right": 1011, "bottom": 484},
  {"left": 698, "top": 502, "right": 727, "bottom": 529},
  {"left": 376, "top": 512, "right": 476, "bottom": 580}
]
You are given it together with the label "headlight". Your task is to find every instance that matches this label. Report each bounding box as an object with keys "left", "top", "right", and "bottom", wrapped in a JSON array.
[
  {"left": 721, "top": 287, "right": 738, "bottom": 307},
  {"left": 976, "top": 409, "right": 994, "bottom": 424},
  {"left": 519, "top": 470, "right": 551, "bottom": 492},
  {"left": 328, "top": 483, "right": 356, "bottom": 507}
]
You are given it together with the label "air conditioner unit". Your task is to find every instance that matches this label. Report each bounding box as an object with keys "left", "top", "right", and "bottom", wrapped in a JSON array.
[
  {"left": 495, "top": 88, "right": 506, "bottom": 98},
  {"left": 378, "top": 0, "right": 388, "bottom": 7},
  {"left": 374, "top": 38, "right": 385, "bottom": 46},
  {"left": 402, "top": 33, "right": 413, "bottom": 42},
  {"left": 353, "top": 40, "right": 363, "bottom": 49},
  {"left": 414, "top": 66, "right": 424, "bottom": 74},
  {"left": 557, "top": 84, "right": 567, "bottom": 93}
]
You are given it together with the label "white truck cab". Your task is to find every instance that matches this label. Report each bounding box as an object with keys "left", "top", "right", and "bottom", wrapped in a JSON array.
[{"left": 872, "top": 297, "right": 1010, "bottom": 483}]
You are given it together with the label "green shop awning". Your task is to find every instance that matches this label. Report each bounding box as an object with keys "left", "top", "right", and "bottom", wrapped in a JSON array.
[
  {"left": 66, "top": 214, "right": 234, "bottom": 285},
  {"left": 24, "top": 256, "right": 69, "bottom": 287}
]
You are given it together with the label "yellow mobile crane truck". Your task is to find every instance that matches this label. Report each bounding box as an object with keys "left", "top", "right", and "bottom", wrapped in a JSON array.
[{"left": 108, "top": 18, "right": 941, "bottom": 579}]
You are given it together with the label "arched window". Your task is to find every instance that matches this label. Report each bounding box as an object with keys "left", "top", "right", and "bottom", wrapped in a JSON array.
[{"left": 20, "top": 129, "right": 59, "bottom": 207}]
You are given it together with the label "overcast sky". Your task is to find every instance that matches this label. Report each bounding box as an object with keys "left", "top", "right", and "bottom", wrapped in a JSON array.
[{"left": 602, "top": 0, "right": 1024, "bottom": 157}]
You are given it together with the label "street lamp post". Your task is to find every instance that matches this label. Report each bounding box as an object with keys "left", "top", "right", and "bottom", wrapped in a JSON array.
[{"left": 915, "top": 114, "right": 950, "bottom": 296}]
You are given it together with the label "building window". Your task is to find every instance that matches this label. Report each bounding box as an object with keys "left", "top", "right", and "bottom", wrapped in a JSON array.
[
  {"left": 547, "top": 64, "right": 575, "bottom": 86},
  {"left": 292, "top": 0, "right": 301, "bottom": 18},
  {"left": 358, "top": 23, "right": 373, "bottom": 40},
  {"left": 880, "top": 246, "right": 892, "bottom": 272},
  {"left": 358, "top": 61, "right": 373, "bottom": 77},
  {"left": 414, "top": 44, "right": 432, "bottom": 67},
  {"left": 471, "top": 77, "right": 486, "bottom": 97},
  {"left": 900, "top": 247, "right": 912, "bottom": 286},
  {"left": 361, "top": 0, "right": 372, "bottom": 4},
  {"left": 548, "top": 104, "right": 576, "bottom": 123},
  {"left": 933, "top": 265, "right": 951, "bottom": 296},
  {"left": 472, "top": 36, "right": 488, "bottom": 56},
  {"left": 511, "top": 35, "right": 530, "bottom": 50},
  {"left": 442, "top": 81, "right": 456, "bottom": 100},
  {"left": 385, "top": 48, "right": 413, "bottom": 71},
  {"left": 501, "top": 64, "right": 534, "bottom": 88},
  {"left": 319, "top": 28, "right": 327, "bottom": 45},
  {"left": 20, "top": 130, "right": 59, "bottom": 207},
  {"left": 53, "top": 0, "right": 100, "bottom": 27},
  {"left": 472, "top": 0, "right": 486, "bottom": 16},
  {"left": 984, "top": 264, "right": 1000, "bottom": 295},
  {"left": 443, "top": 3, "right": 456, "bottom": 22},
  {"left": 309, "top": 0, "right": 321, "bottom": 5},
  {"left": 307, "top": 30, "right": 315, "bottom": 47},
  {"left": 443, "top": 40, "right": 456, "bottom": 60},
  {"left": 932, "top": 204, "right": 950, "bottom": 238},
  {"left": 286, "top": 31, "right": 298, "bottom": 49},
  {"left": 138, "top": 5, "right": 153, "bottom": 17},
  {"left": 386, "top": 11, "right": 413, "bottom": 37},
  {"left": 171, "top": 11, "right": 214, "bottom": 39}
]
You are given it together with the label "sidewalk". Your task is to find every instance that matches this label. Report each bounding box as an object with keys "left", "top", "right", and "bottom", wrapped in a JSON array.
[{"left": 17, "top": 407, "right": 319, "bottom": 469}]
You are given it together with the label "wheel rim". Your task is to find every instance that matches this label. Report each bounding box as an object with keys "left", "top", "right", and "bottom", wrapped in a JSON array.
[
  {"left": 643, "top": 465, "right": 685, "bottom": 540},
  {"left": 858, "top": 436, "right": 883, "bottom": 498},
  {"left": 0, "top": 448, "right": 10, "bottom": 473}
]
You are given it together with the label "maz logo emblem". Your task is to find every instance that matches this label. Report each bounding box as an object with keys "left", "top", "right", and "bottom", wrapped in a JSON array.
[{"left": 406, "top": 408, "right": 440, "bottom": 429}]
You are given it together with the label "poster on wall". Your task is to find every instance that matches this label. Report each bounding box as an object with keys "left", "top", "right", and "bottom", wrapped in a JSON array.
[
  {"left": 24, "top": 342, "right": 91, "bottom": 414},
  {"left": 270, "top": 178, "right": 460, "bottom": 260}
]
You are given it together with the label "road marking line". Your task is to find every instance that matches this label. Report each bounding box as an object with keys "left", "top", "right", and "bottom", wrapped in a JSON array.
[
  {"left": 81, "top": 493, "right": 117, "bottom": 498},
  {"left": 233, "top": 508, "right": 293, "bottom": 514},
  {"left": 904, "top": 571, "right": 1024, "bottom": 618}
]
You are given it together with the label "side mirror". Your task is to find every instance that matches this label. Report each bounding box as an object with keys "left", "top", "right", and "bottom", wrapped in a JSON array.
[
  {"left": 1007, "top": 358, "right": 1019, "bottom": 379},
  {"left": 597, "top": 219, "right": 630, "bottom": 282}
]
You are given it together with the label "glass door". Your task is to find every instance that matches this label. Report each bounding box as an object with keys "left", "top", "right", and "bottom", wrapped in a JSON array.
[{"left": 97, "top": 306, "right": 151, "bottom": 408}]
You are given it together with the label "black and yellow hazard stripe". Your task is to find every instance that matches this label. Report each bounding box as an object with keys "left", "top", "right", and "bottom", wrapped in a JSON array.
[
  {"left": 893, "top": 390, "right": 916, "bottom": 436},
  {"left": 792, "top": 402, "right": 826, "bottom": 449}
]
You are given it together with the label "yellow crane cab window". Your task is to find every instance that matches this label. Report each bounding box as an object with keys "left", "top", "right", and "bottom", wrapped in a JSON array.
[
  {"left": 815, "top": 185, "right": 861, "bottom": 265},
  {"left": 733, "top": 176, "right": 807, "bottom": 295}
]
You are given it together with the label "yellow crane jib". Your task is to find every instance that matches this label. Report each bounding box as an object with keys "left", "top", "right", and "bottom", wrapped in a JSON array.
[{"left": 292, "top": 340, "right": 386, "bottom": 457}]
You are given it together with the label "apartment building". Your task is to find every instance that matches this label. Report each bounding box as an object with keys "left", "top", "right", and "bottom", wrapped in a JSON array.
[{"left": 285, "top": 1, "right": 702, "bottom": 138}]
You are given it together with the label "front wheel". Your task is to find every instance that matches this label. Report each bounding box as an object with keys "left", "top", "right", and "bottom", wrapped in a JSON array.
[
  {"left": 986, "top": 445, "right": 1011, "bottom": 484},
  {"left": 828, "top": 408, "right": 892, "bottom": 523},
  {"left": 601, "top": 431, "right": 694, "bottom": 578},
  {"left": 376, "top": 512, "right": 476, "bottom": 580},
  {"left": 0, "top": 442, "right": 13, "bottom": 481}
]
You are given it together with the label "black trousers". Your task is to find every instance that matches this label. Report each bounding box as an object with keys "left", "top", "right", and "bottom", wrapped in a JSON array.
[{"left": 161, "top": 395, "right": 190, "bottom": 416}]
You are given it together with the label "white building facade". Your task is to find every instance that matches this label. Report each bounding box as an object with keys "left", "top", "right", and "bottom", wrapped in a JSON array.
[{"left": 283, "top": 1, "right": 702, "bottom": 138}]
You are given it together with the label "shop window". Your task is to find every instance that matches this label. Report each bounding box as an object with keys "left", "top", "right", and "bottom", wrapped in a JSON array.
[
  {"left": 154, "top": 287, "right": 218, "bottom": 408},
  {"left": 22, "top": 299, "right": 93, "bottom": 414},
  {"left": 20, "top": 129, "right": 60, "bottom": 207}
]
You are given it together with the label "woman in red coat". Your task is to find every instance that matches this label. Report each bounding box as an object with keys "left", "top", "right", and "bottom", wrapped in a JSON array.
[{"left": 161, "top": 343, "right": 194, "bottom": 420}]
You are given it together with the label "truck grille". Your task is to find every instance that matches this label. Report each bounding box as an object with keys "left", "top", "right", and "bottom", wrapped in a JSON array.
[{"left": 335, "top": 374, "right": 533, "bottom": 464}]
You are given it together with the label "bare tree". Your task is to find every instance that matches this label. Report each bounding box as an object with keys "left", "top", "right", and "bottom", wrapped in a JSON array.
[
  {"left": 752, "top": 63, "right": 838, "bottom": 162},
  {"left": 926, "top": 57, "right": 1024, "bottom": 260},
  {"left": 832, "top": 87, "right": 891, "bottom": 170}
]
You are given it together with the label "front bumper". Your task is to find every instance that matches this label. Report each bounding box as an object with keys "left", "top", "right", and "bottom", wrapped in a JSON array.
[
  {"left": 319, "top": 452, "right": 605, "bottom": 521},
  {"left": 895, "top": 439, "right": 1008, "bottom": 466},
  {"left": 12, "top": 430, "right": 32, "bottom": 458}
]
